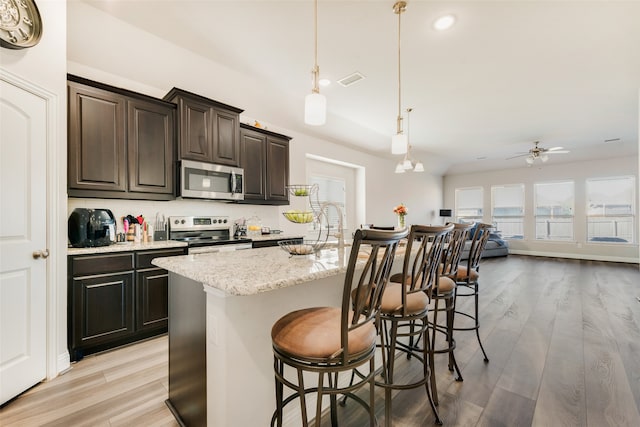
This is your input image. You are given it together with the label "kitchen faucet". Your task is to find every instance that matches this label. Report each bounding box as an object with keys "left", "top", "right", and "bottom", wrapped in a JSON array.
[{"left": 321, "top": 202, "right": 345, "bottom": 250}]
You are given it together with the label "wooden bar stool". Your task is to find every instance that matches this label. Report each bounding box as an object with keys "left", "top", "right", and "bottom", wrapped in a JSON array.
[
  {"left": 271, "top": 228, "right": 408, "bottom": 427},
  {"left": 428, "top": 222, "right": 474, "bottom": 404},
  {"left": 453, "top": 223, "right": 493, "bottom": 363},
  {"left": 381, "top": 224, "right": 453, "bottom": 426}
]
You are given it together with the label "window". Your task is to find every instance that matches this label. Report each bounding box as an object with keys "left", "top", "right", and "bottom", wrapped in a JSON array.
[
  {"left": 455, "top": 187, "right": 483, "bottom": 223},
  {"left": 586, "top": 176, "right": 635, "bottom": 243},
  {"left": 534, "top": 181, "right": 574, "bottom": 241},
  {"left": 491, "top": 184, "right": 525, "bottom": 239},
  {"left": 309, "top": 175, "right": 347, "bottom": 233}
]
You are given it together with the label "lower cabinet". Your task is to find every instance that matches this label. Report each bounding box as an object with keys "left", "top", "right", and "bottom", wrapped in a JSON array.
[{"left": 68, "top": 247, "right": 186, "bottom": 361}]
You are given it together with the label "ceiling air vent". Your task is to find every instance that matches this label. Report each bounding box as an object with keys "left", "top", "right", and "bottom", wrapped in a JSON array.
[{"left": 337, "top": 72, "right": 366, "bottom": 87}]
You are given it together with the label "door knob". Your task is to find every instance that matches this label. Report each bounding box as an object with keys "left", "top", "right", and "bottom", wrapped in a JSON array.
[{"left": 32, "top": 249, "right": 50, "bottom": 259}]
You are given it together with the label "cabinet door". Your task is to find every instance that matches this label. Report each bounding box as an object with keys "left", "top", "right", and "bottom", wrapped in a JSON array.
[
  {"left": 239, "top": 128, "right": 267, "bottom": 201},
  {"left": 70, "top": 272, "right": 134, "bottom": 351},
  {"left": 212, "top": 108, "right": 240, "bottom": 166},
  {"left": 136, "top": 269, "right": 169, "bottom": 331},
  {"left": 127, "top": 99, "right": 175, "bottom": 195},
  {"left": 68, "top": 82, "right": 127, "bottom": 192},
  {"left": 178, "top": 97, "right": 213, "bottom": 162},
  {"left": 266, "top": 136, "right": 290, "bottom": 203}
]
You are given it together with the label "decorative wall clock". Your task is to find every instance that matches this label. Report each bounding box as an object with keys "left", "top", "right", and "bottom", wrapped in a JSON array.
[{"left": 0, "top": 0, "right": 43, "bottom": 49}]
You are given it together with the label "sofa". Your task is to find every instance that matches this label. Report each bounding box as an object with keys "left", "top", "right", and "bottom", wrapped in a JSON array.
[{"left": 460, "top": 226, "right": 509, "bottom": 260}]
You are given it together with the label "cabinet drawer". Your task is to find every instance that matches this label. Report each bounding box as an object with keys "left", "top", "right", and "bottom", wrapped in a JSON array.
[
  {"left": 136, "top": 248, "right": 186, "bottom": 269},
  {"left": 71, "top": 253, "right": 134, "bottom": 276}
]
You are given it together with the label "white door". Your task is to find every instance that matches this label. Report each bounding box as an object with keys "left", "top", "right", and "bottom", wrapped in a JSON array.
[{"left": 0, "top": 76, "right": 48, "bottom": 404}]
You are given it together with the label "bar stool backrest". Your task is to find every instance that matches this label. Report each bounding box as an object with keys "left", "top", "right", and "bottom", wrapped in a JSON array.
[
  {"left": 401, "top": 224, "right": 454, "bottom": 307},
  {"left": 441, "top": 222, "right": 474, "bottom": 279},
  {"left": 343, "top": 227, "right": 408, "bottom": 364},
  {"left": 464, "top": 223, "right": 493, "bottom": 274}
]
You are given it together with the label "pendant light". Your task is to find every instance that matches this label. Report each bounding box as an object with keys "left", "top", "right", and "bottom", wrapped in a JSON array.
[
  {"left": 391, "top": 1, "right": 408, "bottom": 154},
  {"left": 304, "top": 0, "right": 326, "bottom": 126},
  {"left": 394, "top": 107, "right": 424, "bottom": 173}
]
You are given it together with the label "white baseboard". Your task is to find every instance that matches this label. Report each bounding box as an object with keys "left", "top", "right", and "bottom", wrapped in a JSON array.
[
  {"left": 57, "top": 351, "right": 71, "bottom": 376},
  {"left": 508, "top": 249, "right": 639, "bottom": 264}
]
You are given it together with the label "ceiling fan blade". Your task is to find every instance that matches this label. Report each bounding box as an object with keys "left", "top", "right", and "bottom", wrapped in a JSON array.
[
  {"left": 506, "top": 153, "right": 530, "bottom": 160},
  {"left": 547, "top": 150, "right": 570, "bottom": 154},
  {"left": 547, "top": 146, "right": 565, "bottom": 151}
]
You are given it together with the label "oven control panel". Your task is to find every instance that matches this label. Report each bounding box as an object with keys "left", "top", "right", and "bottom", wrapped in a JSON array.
[{"left": 169, "top": 216, "right": 229, "bottom": 231}]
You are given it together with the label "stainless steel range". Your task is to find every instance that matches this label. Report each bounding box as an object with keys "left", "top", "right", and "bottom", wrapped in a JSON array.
[{"left": 169, "top": 216, "right": 252, "bottom": 254}]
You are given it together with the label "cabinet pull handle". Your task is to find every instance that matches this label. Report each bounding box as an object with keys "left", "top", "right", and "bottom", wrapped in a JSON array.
[{"left": 32, "top": 249, "right": 50, "bottom": 259}]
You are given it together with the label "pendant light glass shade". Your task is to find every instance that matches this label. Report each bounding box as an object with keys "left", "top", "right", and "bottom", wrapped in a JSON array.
[
  {"left": 395, "top": 162, "right": 406, "bottom": 173},
  {"left": 402, "top": 158, "right": 413, "bottom": 169},
  {"left": 305, "top": 92, "right": 326, "bottom": 125},
  {"left": 391, "top": 133, "right": 408, "bottom": 154},
  {"left": 413, "top": 161, "right": 424, "bottom": 172}
]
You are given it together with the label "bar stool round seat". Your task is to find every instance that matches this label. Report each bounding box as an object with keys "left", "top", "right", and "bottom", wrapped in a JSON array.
[{"left": 272, "top": 307, "right": 376, "bottom": 360}]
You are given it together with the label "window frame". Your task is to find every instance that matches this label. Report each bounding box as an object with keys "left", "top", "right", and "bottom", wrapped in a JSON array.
[
  {"left": 585, "top": 175, "right": 635, "bottom": 244},
  {"left": 455, "top": 186, "right": 484, "bottom": 223},
  {"left": 533, "top": 180, "right": 575, "bottom": 241},
  {"left": 491, "top": 183, "right": 525, "bottom": 240}
]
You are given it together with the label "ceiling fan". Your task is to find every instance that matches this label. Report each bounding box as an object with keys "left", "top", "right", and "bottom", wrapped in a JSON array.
[{"left": 506, "top": 141, "right": 570, "bottom": 165}]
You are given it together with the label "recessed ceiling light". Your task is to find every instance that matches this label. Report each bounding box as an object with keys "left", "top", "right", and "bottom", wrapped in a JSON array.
[
  {"left": 319, "top": 78, "right": 331, "bottom": 87},
  {"left": 476, "top": 156, "right": 487, "bottom": 160},
  {"left": 433, "top": 14, "right": 456, "bottom": 31}
]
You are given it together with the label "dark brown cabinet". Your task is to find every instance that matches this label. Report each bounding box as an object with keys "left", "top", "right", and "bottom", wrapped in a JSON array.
[
  {"left": 239, "top": 124, "right": 291, "bottom": 205},
  {"left": 68, "top": 82, "right": 127, "bottom": 193},
  {"left": 68, "top": 75, "right": 176, "bottom": 201},
  {"left": 68, "top": 247, "right": 186, "bottom": 361},
  {"left": 164, "top": 88, "right": 243, "bottom": 166}
]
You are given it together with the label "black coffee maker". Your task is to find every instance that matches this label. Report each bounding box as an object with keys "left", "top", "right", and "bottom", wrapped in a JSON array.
[{"left": 68, "top": 208, "right": 116, "bottom": 247}]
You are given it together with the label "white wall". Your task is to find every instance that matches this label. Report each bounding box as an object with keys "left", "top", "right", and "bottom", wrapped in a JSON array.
[
  {"left": 1, "top": 0, "right": 69, "bottom": 375},
  {"left": 444, "top": 156, "right": 640, "bottom": 263}
]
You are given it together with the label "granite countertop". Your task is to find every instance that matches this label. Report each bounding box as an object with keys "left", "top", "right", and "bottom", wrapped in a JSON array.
[
  {"left": 153, "top": 246, "right": 353, "bottom": 296},
  {"left": 68, "top": 240, "right": 188, "bottom": 255},
  {"left": 66, "top": 235, "right": 303, "bottom": 255},
  {"left": 152, "top": 244, "right": 407, "bottom": 297}
]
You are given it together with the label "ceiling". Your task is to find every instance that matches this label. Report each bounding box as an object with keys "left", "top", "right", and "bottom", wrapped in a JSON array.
[{"left": 78, "top": 0, "right": 640, "bottom": 174}]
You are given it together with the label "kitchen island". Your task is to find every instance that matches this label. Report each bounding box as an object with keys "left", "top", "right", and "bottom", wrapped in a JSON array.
[{"left": 153, "top": 244, "right": 403, "bottom": 426}]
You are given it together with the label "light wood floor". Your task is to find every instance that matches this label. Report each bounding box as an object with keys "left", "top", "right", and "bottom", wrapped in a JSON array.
[{"left": 1, "top": 255, "right": 639, "bottom": 426}]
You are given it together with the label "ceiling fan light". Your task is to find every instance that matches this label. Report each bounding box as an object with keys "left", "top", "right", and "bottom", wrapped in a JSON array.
[
  {"left": 391, "top": 133, "right": 408, "bottom": 154},
  {"left": 304, "top": 92, "right": 326, "bottom": 126},
  {"left": 394, "top": 162, "right": 406, "bottom": 173},
  {"left": 413, "top": 161, "right": 424, "bottom": 172},
  {"left": 541, "top": 154, "right": 549, "bottom": 162},
  {"left": 525, "top": 156, "right": 534, "bottom": 165}
]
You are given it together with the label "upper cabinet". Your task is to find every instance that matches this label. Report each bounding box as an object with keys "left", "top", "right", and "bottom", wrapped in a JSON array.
[
  {"left": 67, "top": 75, "right": 176, "bottom": 200},
  {"left": 239, "top": 124, "right": 291, "bottom": 205},
  {"left": 163, "top": 88, "right": 243, "bottom": 167}
]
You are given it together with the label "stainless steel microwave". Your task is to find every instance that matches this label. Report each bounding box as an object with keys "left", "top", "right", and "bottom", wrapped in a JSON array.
[{"left": 178, "top": 160, "right": 244, "bottom": 201}]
